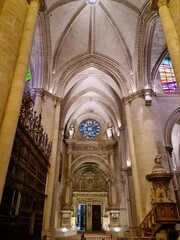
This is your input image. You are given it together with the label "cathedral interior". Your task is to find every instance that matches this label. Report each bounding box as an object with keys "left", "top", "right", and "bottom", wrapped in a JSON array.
[{"left": 0, "top": 0, "right": 180, "bottom": 239}]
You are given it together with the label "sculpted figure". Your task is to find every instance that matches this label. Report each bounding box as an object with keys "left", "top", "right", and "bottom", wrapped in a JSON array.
[
  {"left": 107, "top": 124, "right": 113, "bottom": 139},
  {"left": 69, "top": 124, "right": 75, "bottom": 139}
]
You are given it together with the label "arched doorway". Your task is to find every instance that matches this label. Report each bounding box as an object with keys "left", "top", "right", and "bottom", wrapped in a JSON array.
[{"left": 72, "top": 162, "right": 108, "bottom": 232}]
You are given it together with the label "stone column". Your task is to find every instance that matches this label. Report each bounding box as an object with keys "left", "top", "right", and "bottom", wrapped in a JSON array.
[
  {"left": 0, "top": 0, "right": 40, "bottom": 203},
  {"left": 0, "top": 0, "right": 28, "bottom": 126},
  {"left": 108, "top": 146, "right": 121, "bottom": 230},
  {"left": 151, "top": 0, "right": 180, "bottom": 88},
  {"left": 110, "top": 180, "right": 118, "bottom": 207},
  {"left": 0, "top": 0, "right": 5, "bottom": 14},
  {"left": 169, "top": 0, "right": 180, "bottom": 44},
  {"left": 60, "top": 142, "right": 74, "bottom": 230},
  {"left": 109, "top": 150, "right": 118, "bottom": 207},
  {"left": 124, "top": 168, "right": 133, "bottom": 227},
  {"left": 42, "top": 99, "right": 61, "bottom": 240},
  {"left": 64, "top": 147, "right": 73, "bottom": 207},
  {"left": 124, "top": 101, "right": 143, "bottom": 223},
  {"left": 33, "top": 89, "right": 44, "bottom": 116},
  {"left": 165, "top": 146, "right": 180, "bottom": 209},
  {"left": 125, "top": 94, "right": 165, "bottom": 222}
]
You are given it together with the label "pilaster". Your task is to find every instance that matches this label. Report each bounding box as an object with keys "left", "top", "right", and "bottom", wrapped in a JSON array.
[
  {"left": 42, "top": 99, "right": 62, "bottom": 240},
  {"left": 123, "top": 91, "right": 166, "bottom": 222},
  {"left": 124, "top": 101, "right": 143, "bottom": 223}
]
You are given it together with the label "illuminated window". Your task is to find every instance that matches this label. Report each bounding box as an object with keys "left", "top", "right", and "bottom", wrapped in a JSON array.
[
  {"left": 159, "top": 58, "right": 178, "bottom": 93},
  {"left": 26, "top": 68, "right": 31, "bottom": 82},
  {"left": 79, "top": 119, "right": 100, "bottom": 139},
  {"left": 86, "top": 0, "right": 99, "bottom": 5}
]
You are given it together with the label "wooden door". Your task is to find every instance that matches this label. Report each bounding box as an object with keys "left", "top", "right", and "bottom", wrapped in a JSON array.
[{"left": 92, "top": 205, "right": 101, "bottom": 231}]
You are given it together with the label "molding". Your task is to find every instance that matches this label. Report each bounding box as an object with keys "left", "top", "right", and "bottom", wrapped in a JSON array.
[
  {"left": 122, "top": 90, "right": 144, "bottom": 104},
  {"left": 32, "top": 88, "right": 62, "bottom": 105},
  {"left": 122, "top": 89, "right": 155, "bottom": 105},
  {"left": 53, "top": 52, "right": 131, "bottom": 96}
]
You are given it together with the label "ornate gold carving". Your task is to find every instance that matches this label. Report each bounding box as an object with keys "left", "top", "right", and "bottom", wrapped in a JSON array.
[
  {"left": 155, "top": 202, "right": 179, "bottom": 221},
  {"left": 146, "top": 155, "right": 173, "bottom": 204},
  {"left": 73, "top": 165, "right": 107, "bottom": 192}
]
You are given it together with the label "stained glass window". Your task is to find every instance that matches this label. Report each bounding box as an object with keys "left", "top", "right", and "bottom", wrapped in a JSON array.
[
  {"left": 79, "top": 119, "right": 100, "bottom": 139},
  {"left": 26, "top": 68, "right": 31, "bottom": 82},
  {"left": 159, "top": 58, "right": 178, "bottom": 93}
]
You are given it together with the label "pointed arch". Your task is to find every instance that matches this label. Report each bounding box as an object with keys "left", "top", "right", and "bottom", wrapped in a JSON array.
[
  {"left": 51, "top": 53, "right": 133, "bottom": 97},
  {"left": 164, "top": 107, "right": 180, "bottom": 148}
]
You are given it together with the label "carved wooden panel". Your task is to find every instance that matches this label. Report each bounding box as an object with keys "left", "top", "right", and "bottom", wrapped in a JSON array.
[
  {"left": 155, "top": 203, "right": 180, "bottom": 222},
  {"left": 0, "top": 108, "right": 51, "bottom": 240}
]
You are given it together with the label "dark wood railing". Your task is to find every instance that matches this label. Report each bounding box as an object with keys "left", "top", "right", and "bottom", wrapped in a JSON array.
[
  {"left": 137, "top": 202, "right": 180, "bottom": 238},
  {"left": 137, "top": 204, "right": 159, "bottom": 237}
]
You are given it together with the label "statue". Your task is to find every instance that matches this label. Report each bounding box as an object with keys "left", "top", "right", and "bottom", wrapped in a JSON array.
[
  {"left": 69, "top": 124, "right": 74, "bottom": 139},
  {"left": 107, "top": 124, "right": 113, "bottom": 139}
]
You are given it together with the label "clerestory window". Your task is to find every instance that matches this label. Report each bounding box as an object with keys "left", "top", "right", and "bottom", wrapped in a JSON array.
[{"left": 159, "top": 57, "right": 178, "bottom": 93}]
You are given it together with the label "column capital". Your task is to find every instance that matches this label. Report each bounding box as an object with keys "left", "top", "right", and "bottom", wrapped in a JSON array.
[
  {"left": 27, "top": 0, "right": 45, "bottom": 10},
  {"left": 122, "top": 90, "right": 144, "bottom": 105},
  {"left": 151, "top": 0, "right": 169, "bottom": 11},
  {"left": 27, "top": 0, "right": 40, "bottom": 5},
  {"left": 123, "top": 88, "right": 155, "bottom": 105}
]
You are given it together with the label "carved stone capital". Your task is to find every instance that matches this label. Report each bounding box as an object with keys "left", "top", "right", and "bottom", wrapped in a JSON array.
[
  {"left": 33, "top": 88, "right": 44, "bottom": 98},
  {"left": 122, "top": 90, "right": 144, "bottom": 104},
  {"left": 27, "top": 0, "right": 40, "bottom": 5},
  {"left": 41, "top": 90, "right": 62, "bottom": 106},
  {"left": 27, "top": 0, "right": 41, "bottom": 8},
  {"left": 157, "top": 0, "right": 169, "bottom": 8},
  {"left": 143, "top": 87, "right": 153, "bottom": 106},
  {"left": 151, "top": 0, "right": 169, "bottom": 11},
  {"left": 123, "top": 89, "right": 155, "bottom": 105}
]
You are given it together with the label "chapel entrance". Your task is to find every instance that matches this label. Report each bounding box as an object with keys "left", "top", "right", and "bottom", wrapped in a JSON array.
[
  {"left": 92, "top": 205, "right": 101, "bottom": 231},
  {"left": 77, "top": 204, "right": 87, "bottom": 231}
]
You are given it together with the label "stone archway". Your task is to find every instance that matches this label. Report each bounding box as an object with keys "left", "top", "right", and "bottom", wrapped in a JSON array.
[
  {"left": 72, "top": 162, "right": 108, "bottom": 231},
  {"left": 164, "top": 107, "right": 180, "bottom": 209}
]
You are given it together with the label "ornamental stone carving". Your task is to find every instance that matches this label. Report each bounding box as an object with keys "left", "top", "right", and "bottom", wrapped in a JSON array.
[{"left": 146, "top": 155, "right": 173, "bottom": 204}]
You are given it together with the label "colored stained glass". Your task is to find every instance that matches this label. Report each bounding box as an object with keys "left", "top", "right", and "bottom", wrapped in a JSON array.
[
  {"left": 79, "top": 119, "right": 100, "bottom": 139},
  {"left": 159, "top": 58, "right": 178, "bottom": 93},
  {"left": 26, "top": 68, "right": 31, "bottom": 82}
]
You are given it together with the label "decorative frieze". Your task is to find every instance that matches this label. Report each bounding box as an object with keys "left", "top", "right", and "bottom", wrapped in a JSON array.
[{"left": 66, "top": 139, "right": 116, "bottom": 155}]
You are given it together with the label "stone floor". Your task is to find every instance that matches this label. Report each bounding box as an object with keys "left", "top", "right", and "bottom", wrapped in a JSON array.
[{"left": 55, "top": 231, "right": 112, "bottom": 240}]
